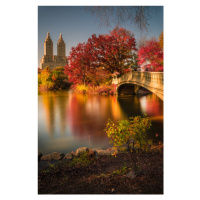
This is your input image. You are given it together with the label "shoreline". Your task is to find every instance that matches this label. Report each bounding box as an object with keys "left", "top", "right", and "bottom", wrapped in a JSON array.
[
  {"left": 38, "top": 86, "right": 152, "bottom": 96},
  {"left": 38, "top": 147, "right": 117, "bottom": 162},
  {"left": 38, "top": 145, "right": 163, "bottom": 194},
  {"left": 38, "top": 147, "right": 117, "bottom": 173}
]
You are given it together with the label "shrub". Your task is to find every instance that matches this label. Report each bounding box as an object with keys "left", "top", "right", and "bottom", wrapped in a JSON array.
[
  {"left": 75, "top": 84, "right": 88, "bottom": 93},
  {"left": 38, "top": 66, "right": 70, "bottom": 91},
  {"left": 95, "top": 84, "right": 115, "bottom": 95},
  {"left": 105, "top": 114, "right": 152, "bottom": 171}
]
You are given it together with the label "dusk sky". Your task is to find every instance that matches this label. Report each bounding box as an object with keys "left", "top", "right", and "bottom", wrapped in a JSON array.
[{"left": 38, "top": 6, "right": 163, "bottom": 68}]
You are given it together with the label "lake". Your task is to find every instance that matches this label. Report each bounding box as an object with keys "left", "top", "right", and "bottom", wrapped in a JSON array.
[{"left": 38, "top": 90, "right": 163, "bottom": 154}]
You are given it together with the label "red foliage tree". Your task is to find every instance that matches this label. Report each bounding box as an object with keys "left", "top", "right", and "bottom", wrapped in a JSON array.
[
  {"left": 65, "top": 27, "right": 137, "bottom": 86},
  {"left": 87, "top": 27, "right": 137, "bottom": 74},
  {"left": 64, "top": 42, "right": 92, "bottom": 86},
  {"left": 138, "top": 39, "right": 163, "bottom": 72}
]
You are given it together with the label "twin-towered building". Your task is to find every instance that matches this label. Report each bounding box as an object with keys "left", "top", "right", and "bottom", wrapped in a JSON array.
[{"left": 40, "top": 32, "right": 68, "bottom": 70}]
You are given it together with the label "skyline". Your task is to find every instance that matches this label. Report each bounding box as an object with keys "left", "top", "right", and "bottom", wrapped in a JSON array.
[{"left": 38, "top": 6, "right": 163, "bottom": 68}]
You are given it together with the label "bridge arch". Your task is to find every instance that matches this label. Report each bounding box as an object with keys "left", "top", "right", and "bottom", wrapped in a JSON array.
[
  {"left": 113, "top": 72, "right": 164, "bottom": 101},
  {"left": 117, "top": 83, "right": 150, "bottom": 95}
]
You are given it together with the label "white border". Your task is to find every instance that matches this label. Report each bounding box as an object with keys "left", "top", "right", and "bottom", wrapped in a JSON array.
[{"left": 2, "top": 0, "right": 200, "bottom": 199}]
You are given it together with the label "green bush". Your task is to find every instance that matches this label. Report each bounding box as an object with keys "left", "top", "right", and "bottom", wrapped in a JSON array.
[
  {"left": 105, "top": 114, "right": 152, "bottom": 171},
  {"left": 38, "top": 66, "right": 70, "bottom": 91}
]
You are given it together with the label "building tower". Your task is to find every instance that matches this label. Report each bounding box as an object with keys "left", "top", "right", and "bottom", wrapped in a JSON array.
[
  {"left": 57, "top": 33, "right": 65, "bottom": 57},
  {"left": 44, "top": 32, "right": 53, "bottom": 59},
  {"left": 40, "top": 32, "right": 68, "bottom": 70}
]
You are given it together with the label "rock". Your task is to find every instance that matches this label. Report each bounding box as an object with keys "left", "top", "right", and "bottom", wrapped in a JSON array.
[
  {"left": 51, "top": 152, "right": 65, "bottom": 160},
  {"left": 106, "top": 147, "right": 118, "bottom": 154},
  {"left": 64, "top": 153, "right": 73, "bottom": 160},
  {"left": 91, "top": 148, "right": 102, "bottom": 157},
  {"left": 75, "top": 147, "right": 89, "bottom": 157},
  {"left": 94, "top": 147, "right": 118, "bottom": 156},
  {"left": 88, "top": 149, "right": 95, "bottom": 158},
  {"left": 91, "top": 148, "right": 102, "bottom": 151},
  {"left": 95, "top": 149, "right": 112, "bottom": 156},
  {"left": 40, "top": 152, "right": 65, "bottom": 161},
  {"left": 40, "top": 154, "right": 51, "bottom": 161}
]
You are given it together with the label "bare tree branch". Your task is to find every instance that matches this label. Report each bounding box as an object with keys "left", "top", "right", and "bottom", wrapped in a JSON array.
[{"left": 85, "top": 6, "right": 159, "bottom": 33}]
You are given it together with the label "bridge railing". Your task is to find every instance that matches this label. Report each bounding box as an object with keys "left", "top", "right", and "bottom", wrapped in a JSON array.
[{"left": 116, "top": 71, "right": 164, "bottom": 85}]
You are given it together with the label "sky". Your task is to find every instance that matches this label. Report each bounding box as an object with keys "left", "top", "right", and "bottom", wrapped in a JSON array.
[{"left": 38, "top": 6, "right": 163, "bottom": 68}]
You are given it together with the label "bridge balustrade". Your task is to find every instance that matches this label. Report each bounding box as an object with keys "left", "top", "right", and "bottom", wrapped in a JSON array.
[
  {"left": 113, "top": 71, "right": 164, "bottom": 100},
  {"left": 117, "top": 72, "right": 163, "bottom": 85}
]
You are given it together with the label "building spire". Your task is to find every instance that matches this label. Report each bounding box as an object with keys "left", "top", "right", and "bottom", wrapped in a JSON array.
[
  {"left": 57, "top": 33, "right": 65, "bottom": 57},
  {"left": 58, "top": 33, "right": 64, "bottom": 43}
]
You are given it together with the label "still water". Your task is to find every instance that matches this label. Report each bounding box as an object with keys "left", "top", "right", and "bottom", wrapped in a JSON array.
[{"left": 38, "top": 90, "right": 163, "bottom": 154}]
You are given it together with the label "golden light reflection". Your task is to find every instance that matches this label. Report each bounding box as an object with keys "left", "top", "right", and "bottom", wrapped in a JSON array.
[
  {"left": 39, "top": 91, "right": 163, "bottom": 154},
  {"left": 40, "top": 91, "right": 69, "bottom": 137},
  {"left": 140, "top": 96, "right": 147, "bottom": 113},
  {"left": 139, "top": 94, "right": 163, "bottom": 117},
  {"left": 41, "top": 92, "right": 56, "bottom": 137},
  {"left": 110, "top": 95, "right": 125, "bottom": 121}
]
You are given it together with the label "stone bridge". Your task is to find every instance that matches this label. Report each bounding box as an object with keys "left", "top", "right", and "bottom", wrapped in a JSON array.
[{"left": 112, "top": 71, "right": 164, "bottom": 101}]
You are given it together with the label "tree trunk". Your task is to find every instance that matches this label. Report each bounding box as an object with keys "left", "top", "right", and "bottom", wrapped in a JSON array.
[{"left": 128, "top": 142, "right": 138, "bottom": 172}]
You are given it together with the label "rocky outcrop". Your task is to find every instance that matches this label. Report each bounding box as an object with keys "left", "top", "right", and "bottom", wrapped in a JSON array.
[
  {"left": 107, "top": 147, "right": 118, "bottom": 154},
  {"left": 39, "top": 147, "right": 118, "bottom": 162},
  {"left": 95, "top": 149, "right": 111, "bottom": 156},
  {"left": 91, "top": 148, "right": 102, "bottom": 151},
  {"left": 40, "top": 152, "right": 65, "bottom": 161},
  {"left": 88, "top": 149, "right": 95, "bottom": 158},
  {"left": 64, "top": 152, "right": 73, "bottom": 160},
  {"left": 74, "top": 147, "right": 89, "bottom": 157},
  {"left": 95, "top": 147, "right": 118, "bottom": 156}
]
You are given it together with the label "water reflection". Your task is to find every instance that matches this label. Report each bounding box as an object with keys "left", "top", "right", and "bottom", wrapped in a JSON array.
[
  {"left": 38, "top": 91, "right": 163, "bottom": 154},
  {"left": 139, "top": 95, "right": 163, "bottom": 118},
  {"left": 39, "top": 91, "right": 69, "bottom": 137},
  {"left": 138, "top": 94, "right": 163, "bottom": 141}
]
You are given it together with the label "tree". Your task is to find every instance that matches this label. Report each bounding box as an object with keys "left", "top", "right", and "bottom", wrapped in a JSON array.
[
  {"left": 38, "top": 66, "right": 69, "bottom": 91},
  {"left": 110, "top": 26, "right": 137, "bottom": 73},
  {"left": 64, "top": 42, "right": 92, "bottom": 87},
  {"left": 38, "top": 66, "right": 54, "bottom": 90},
  {"left": 159, "top": 31, "right": 163, "bottom": 50},
  {"left": 88, "top": 26, "right": 137, "bottom": 74},
  {"left": 85, "top": 6, "right": 158, "bottom": 32},
  {"left": 52, "top": 67, "right": 69, "bottom": 89},
  {"left": 65, "top": 27, "right": 137, "bottom": 87},
  {"left": 87, "top": 67, "right": 111, "bottom": 86},
  {"left": 138, "top": 39, "right": 163, "bottom": 72},
  {"left": 105, "top": 115, "right": 152, "bottom": 172},
  {"left": 132, "top": 53, "right": 139, "bottom": 71}
]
